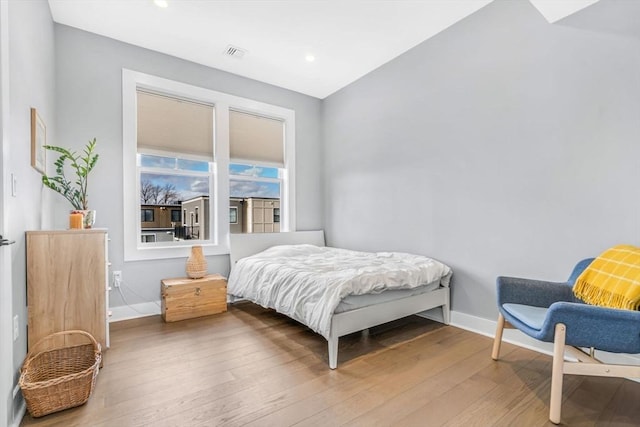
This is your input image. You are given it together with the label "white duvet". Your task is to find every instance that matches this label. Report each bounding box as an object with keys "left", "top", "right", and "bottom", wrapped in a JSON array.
[{"left": 227, "top": 244, "right": 452, "bottom": 339}]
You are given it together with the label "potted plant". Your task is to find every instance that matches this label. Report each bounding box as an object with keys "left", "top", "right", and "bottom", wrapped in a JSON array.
[{"left": 41, "top": 138, "right": 99, "bottom": 228}]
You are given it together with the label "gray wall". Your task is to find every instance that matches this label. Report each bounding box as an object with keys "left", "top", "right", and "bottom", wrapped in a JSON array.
[
  {"left": 8, "top": 3, "right": 640, "bottom": 423},
  {"left": 323, "top": 0, "right": 640, "bottom": 320},
  {"left": 7, "top": 0, "right": 56, "bottom": 422},
  {"left": 54, "top": 25, "right": 323, "bottom": 308}
]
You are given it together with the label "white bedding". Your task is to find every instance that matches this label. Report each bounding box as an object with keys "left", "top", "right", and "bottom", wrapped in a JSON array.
[{"left": 227, "top": 244, "right": 452, "bottom": 339}]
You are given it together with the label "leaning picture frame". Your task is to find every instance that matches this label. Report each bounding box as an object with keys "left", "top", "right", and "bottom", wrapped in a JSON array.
[{"left": 30, "top": 108, "right": 46, "bottom": 174}]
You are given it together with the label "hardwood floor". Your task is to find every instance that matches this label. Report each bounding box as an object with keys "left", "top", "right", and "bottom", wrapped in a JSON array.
[{"left": 20, "top": 302, "right": 640, "bottom": 426}]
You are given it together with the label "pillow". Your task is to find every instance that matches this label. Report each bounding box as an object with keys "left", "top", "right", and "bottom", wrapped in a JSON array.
[{"left": 573, "top": 244, "right": 640, "bottom": 310}]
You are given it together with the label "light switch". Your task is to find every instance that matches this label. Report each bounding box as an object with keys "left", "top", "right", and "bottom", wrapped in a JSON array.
[
  {"left": 11, "top": 173, "right": 16, "bottom": 197},
  {"left": 13, "top": 315, "right": 18, "bottom": 341}
]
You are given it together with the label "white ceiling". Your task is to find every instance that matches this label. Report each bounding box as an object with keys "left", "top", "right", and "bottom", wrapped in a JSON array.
[{"left": 48, "top": 0, "right": 600, "bottom": 99}]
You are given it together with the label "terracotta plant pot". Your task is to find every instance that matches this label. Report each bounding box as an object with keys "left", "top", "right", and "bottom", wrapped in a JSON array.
[{"left": 70, "top": 210, "right": 97, "bottom": 229}]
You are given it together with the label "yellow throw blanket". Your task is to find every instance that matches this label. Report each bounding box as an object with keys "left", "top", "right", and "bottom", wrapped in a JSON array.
[{"left": 574, "top": 244, "right": 640, "bottom": 310}]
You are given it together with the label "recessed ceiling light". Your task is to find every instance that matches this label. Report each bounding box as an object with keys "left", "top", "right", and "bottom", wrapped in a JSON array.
[
  {"left": 154, "top": 0, "right": 169, "bottom": 8},
  {"left": 305, "top": 54, "right": 315, "bottom": 63}
]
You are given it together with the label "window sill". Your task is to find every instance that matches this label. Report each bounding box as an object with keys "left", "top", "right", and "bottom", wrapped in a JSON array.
[{"left": 124, "top": 241, "right": 229, "bottom": 262}]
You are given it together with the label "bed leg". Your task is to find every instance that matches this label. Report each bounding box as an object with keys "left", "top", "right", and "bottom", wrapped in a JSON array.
[
  {"left": 442, "top": 291, "right": 451, "bottom": 325},
  {"left": 442, "top": 306, "right": 451, "bottom": 325},
  {"left": 328, "top": 335, "right": 338, "bottom": 369}
]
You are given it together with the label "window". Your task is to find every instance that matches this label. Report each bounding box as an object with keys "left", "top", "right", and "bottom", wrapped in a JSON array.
[
  {"left": 123, "top": 70, "right": 295, "bottom": 260},
  {"left": 229, "top": 164, "right": 281, "bottom": 202},
  {"left": 136, "top": 89, "right": 213, "bottom": 247},
  {"left": 138, "top": 153, "right": 211, "bottom": 241},
  {"left": 229, "top": 163, "right": 282, "bottom": 233},
  {"left": 229, "top": 110, "right": 287, "bottom": 234},
  {"left": 229, "top": 207, "right": 238, "bottom": 224},
  {"left": 141, "top": 209, "right": 154, "bottom": 222}
]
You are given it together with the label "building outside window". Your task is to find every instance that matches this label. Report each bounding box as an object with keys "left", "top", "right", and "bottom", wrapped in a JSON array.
[
  {"left": 140, "top": 203, "right": 182, "bottom": 242},
  {"left": 141, "top": 234, "right": 156, "bottom": 243},
  {"left": 181, "top": 196, "right": 208, "bottom": 240}
]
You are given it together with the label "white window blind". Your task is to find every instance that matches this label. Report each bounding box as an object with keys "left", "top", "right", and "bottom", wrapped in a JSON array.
[
  {"left": 230, "top": 110, "right": 284, "bottom": 166},
  {"left": 137, "top": 90, "right": 214, "bottom": 159}
]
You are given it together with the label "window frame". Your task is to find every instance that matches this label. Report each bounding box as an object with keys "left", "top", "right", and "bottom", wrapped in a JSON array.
[
  {"left": 141, "top": 208, "right": 154, "bottom": 223},
  {"left": 171, "top": 209, "right": 181, "bottom": 223},
  {"left": 123, "top": 69, "right": 296, "bottom": 261}
]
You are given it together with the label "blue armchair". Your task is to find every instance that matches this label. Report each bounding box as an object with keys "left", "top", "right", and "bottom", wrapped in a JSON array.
[{"left": 491, "top": 258, "right": 640, "bottom": 424}]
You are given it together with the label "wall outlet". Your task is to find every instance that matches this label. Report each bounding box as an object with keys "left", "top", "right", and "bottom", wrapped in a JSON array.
[
  {"left": 113, "top": 270, "right": 122, "bottom": 287},
  {"left": 13, "top": 315, "right": 18, "bottom": 341}
]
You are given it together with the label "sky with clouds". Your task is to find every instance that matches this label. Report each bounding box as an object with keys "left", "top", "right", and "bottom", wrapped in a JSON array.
[{"left": 142, "top": 160, "right": 280, "bottom": 202}]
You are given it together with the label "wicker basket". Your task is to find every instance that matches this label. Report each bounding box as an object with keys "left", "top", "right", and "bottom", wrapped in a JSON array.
[{"left": 19, "top": 330, "right": 102, "bottom": 418}]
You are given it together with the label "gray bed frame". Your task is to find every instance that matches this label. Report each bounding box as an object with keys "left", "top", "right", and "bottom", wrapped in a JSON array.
[{"left": 229, "top": 230, "right": 450, "bottom": 369}]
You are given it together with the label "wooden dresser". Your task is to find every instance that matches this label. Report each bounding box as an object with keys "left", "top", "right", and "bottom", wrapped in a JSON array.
[{"left": 26, "top": 229, "right": 110, "bottom": 350}]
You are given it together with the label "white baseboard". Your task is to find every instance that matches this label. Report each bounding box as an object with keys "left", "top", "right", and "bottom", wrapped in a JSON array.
[
  {"left": 448, "top": 310, "right": 640, "bottom": 373},
  {"left": 449, "top": 310, "right": 555, "bottom": 355},
  {"left": 11, "top": 401, "right": 25, "bottom": 427},
  {"left": 109, "top": 301, "right": 161, "bottom": 323}
]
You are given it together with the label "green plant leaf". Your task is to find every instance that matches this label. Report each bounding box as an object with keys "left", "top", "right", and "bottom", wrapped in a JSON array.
[{"left": 41, "top": 139, "right": 99, "bottom": 211}]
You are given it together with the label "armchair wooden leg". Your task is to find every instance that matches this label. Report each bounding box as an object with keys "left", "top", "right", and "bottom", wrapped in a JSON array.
[
  {"left": 491, "top": 313, "right": 505, "bottom": 360},
  {"left": 550, "top": 323, "right": 566, "bottom": 424}
]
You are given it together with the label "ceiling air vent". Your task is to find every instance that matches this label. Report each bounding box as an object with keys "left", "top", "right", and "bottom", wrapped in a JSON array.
[{"left": 224, "top": 45, "right": 246, "bottom": 59}]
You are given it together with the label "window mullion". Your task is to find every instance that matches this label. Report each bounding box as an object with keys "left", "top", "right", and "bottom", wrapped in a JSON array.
[{"left": 214, "top": 104, "right": 230, "bottom": 245}]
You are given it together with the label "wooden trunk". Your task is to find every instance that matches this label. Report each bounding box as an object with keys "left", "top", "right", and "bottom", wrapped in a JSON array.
[{"left": 161, "top": 274, "right": 227, "bottom": 322}]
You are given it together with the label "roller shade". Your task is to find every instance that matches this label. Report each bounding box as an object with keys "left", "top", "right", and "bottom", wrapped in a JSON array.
[
  {"left": 137, "top": 90, "right": 214, "bottom": 159},
  {"left": 230, "top": 110, "right": 284, "bottom": 167}
]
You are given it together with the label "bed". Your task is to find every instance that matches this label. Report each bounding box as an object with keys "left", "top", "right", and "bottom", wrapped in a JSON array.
[{"left": 228, "top": 230, "right": 452, "bottom": 369}]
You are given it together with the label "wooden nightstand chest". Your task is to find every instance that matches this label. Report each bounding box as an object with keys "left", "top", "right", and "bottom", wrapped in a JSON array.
[{"left": 161, "top": 274, "right": 227, "bottom": 322}]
